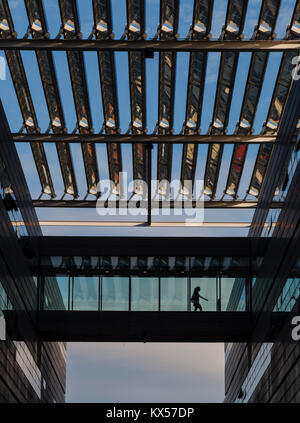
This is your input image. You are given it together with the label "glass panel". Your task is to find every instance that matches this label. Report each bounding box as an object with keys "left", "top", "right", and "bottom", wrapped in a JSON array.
[
  {"left": 0, "top": 281, "right": 7, "bottom": 306},
  {"left": 102, "top": 277, "right": 129, "bottom": 311},
  {"left": 117, "top": 257, "right": 130, "bottom": 270},
  {"left": 221, "top": 277, "right": 245, "bottom": 311},
  {"left": 101, "top": 256, "right": 113, "bottom": 271},
  {"left": 237, "top": 286, "right": 246, "bottom": 311},
  {"left": 44, "top": 276, "right": 68, "bottom": 310},
  {"left": 191, "top": 278, "right": 216, "bottom": 311},
  {"left": 81, "top": 256, "right": 99, "bottom": 270},
  {"left": 160, "top": 278, "right": 187, "bottom": 311},
  {"left": 32, "top": 276, "right": 38, "bottom": 287},
  {"left": 274, "top": 277, "right": 300, "bottom": 312},
  {"left": 252, "top": 257, "right": 263, "bottom": 274},
  {"left": 55, "top": 276, "right": 69, "bottom": 310},
  {"left": 221, "top": 257, "right": 249, "bottom": 272},
  {"left": 60, "top": 256, "right": 77, "bottom": 269},
  {"left": 73, "top": 277, "right": 99, "bottom": 310},
  {"left": 0, "top": 295, "right": 6, "bottom": 311},
  {"left": 190, "top": 257, "right": 204, "bottom": 271},
  {"left": 131, "top": 257, "right": 148, "bottom": 271},
  {"left": 131, "top": 277, "right": 159, "bottom": 311},
  {"left": 174, "top": 257, "right": 188, "bottom": 272}
]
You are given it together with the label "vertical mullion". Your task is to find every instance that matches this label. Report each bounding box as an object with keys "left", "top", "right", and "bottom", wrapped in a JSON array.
[
  {"left": 40, "top": 276, "right": 45, "bottom": 311},
  {"left": 215, "top": 276, "right": 217, "bottom": 312},
  {"left": 100, "top": 275, "right": 102, "bottom": 311},
  {"left": 68, "top": 275, "right": 70, "bottom": 311},
  {"left": 129, "top": 275, "right": 131, "bottom": 311},
  {"left": 158, "top": 276, "right": 161, "bottom": 312},
  {"left": 187, "top": 275, "right": 191, "bottom": 312},
  {"left": 98, "top": 275, "right": 101, "bottom": 311},
  {"left": 71, "top": 276, "right": 74, "bottom": 311}
]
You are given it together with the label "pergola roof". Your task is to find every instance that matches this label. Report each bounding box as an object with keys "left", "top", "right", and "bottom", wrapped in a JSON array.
[{"left": 0, "top": 0, "right": 300, "bottom": 226}]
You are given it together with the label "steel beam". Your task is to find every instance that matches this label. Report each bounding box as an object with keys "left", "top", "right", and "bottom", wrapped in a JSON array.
[
  {"left": 203, "top": 0, "right": 249, "bottom": 199},
  {"left": 21, "top": 235, "right": 270, "bottom": 257},
  {"left": 31, "top": 199, "right": 283, "bottom": 208},
  {"left": 92, "top": 0, "right": 123, "bottom": 193},
  {"left": 12, "top": 220, "right": 274, "bottom": 228},
  {"left": 126, "top": 0, "right": 147, "bottom": 194},
  {"left": 58, "top": 0, "right": 99, "bottom": 196},
  {"left": 156, "top": 0, "right": 179, "bottom": 189},
  {"left": 24, "top": 0, "right": 79, "bottom": 198},
  {"left": 4, "top": 310, "right": 289, "bottom": 342},
  {"left": 12, "top": 134, "right": 277, "bottom": 144},
  {"left": 0, "top": 39, "right": 299, "bottom": 51},
  {"left": 180, "top": 0, "right": 214, "bottom": 194},
  {"left": 224, "top": 0, "right": 281, "bottom": 199}
]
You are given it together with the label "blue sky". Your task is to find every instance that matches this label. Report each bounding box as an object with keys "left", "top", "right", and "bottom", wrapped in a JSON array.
[
  {"left": 0, "top": 0, "right": 297, "bottom": 403},
  {"left": 1, "top": 0, "right": 296, "bottom": 238}
]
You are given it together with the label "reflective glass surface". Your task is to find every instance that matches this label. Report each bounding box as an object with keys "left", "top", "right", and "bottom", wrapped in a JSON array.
[
  {"left": 160, "top": 278, "right": 187, "bottom": 311},
  {"left": 44, "top": 276, "right": 68, "bottom": 311},
  {"left": 38, "top": 275, "right": 248, "bottom": 312},
  {"left": 131, "top": 277, "right": 159, "bottom": 311},
  {"left": 221, "top": 277, "right": 240, "bottom": 311},
  {"left": 191, "top": 278, "right": 216, "bottom": 311},
  {"left": 41, "top": 255, "right": 252, "bottom": 276},
  {"left": 56, "top": 276, "right": 69, "bottom": 310},
  {"left": 102, "top": 277, "right": 129, "bottom": 311},
  {"left": 73, "top": 276, "right": 98, "bottom": 310}
]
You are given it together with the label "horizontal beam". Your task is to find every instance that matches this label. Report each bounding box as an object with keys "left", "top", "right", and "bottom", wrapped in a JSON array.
[
  {"left": 23, "top": 236, "right": 269, "bottom": 257},
  {"left": 32, "top": 200, "right": 284, "bottom": 209},
  {"left": 13, "top": 220, "right": 268, "bottom": 228},
  {"left": 4, "top": 311, "right": 289, "bottom": 342},
  {"left": 0, "top": 39, "right": 299, "bottom": 52},
  {"left": 12, "top": 133, "right": 277, "bottom": 144}
]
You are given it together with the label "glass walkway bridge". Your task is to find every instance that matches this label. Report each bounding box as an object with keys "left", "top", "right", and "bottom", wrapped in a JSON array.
[{"left": 2, "top": 236, "right": 295, "bottom": 343}]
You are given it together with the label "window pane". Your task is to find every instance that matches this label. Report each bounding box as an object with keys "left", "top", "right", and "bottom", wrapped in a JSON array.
[
  {"left": 44, "top": 276, "right": 69, "bottom": 310},
  {"left": 160, "top": 278, "right": 187, "bottom": 311},
  {"left": 237, "top": 286, "right": 246, "bottom": 311},
  {"left": 221, "top": 277, "right": 245, "bottom": 311},
  {"left": 191, "top": 278, "right": 216, "bottom": 311},
  {"left": 56, "top": 276, "right": 69, "bottom": 310},
  {"left": 0, "top": 281, "right": 7, "bottom": 308},
  {"left": 131, "top": 277, "right": 159, "bottom": 311},
  {"left": 102, "top": 277, "right": 129, "bottom": 311},
  {"left": 73, "top": 277, "right": 99, "bottom": 310}
]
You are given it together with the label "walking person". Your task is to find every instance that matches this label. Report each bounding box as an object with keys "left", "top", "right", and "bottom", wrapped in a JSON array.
[{"left": 191, "top": 286, "right": 208, "bottom": 311}]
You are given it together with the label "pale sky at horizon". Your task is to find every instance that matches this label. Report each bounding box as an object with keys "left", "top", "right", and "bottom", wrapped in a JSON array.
[{"left": 66, "top": 342, "right": 225, "bottom": 403}]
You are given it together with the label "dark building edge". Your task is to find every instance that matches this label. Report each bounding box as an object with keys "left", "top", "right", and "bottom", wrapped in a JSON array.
[
  {"left": 0, "top": 100, "right": 66, "bottom": 403},
  {"left": 224, "top": 79, "right": 300, "bottom": 403}
]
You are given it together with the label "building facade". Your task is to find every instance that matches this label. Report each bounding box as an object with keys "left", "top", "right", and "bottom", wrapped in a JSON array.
[
  {"left": 0, "top": 103, "right": 66, "bottom": 403},
  {"left": 224, "top": 114, "right": 300, "bottom": 403}
]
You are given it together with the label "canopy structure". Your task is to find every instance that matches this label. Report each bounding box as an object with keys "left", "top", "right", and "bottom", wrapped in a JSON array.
[{"left": 0, "top": 0, "right": 300, "bottom": 226}]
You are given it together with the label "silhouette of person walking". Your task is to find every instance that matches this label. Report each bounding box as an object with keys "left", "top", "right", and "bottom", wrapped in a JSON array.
[{"left": 191, "top": 286, "right": 208, "bottom": 311}]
